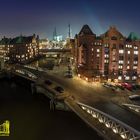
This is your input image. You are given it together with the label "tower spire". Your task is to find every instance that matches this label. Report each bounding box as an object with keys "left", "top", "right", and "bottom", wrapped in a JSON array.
[
  {"left": 68, "top": 24, "right": 72, "bottom": 38},
  {"left": 53, "top": 27, "right": 57, "bottom": 40}
]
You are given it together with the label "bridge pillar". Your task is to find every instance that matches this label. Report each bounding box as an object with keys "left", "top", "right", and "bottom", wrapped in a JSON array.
[
  {"left": 50, "top": 99, "right": 55, "bottom": 111},
  {"left": 31, "top": 83, "right": 37, "bottom": 94},
  {"left": 0, "top": 58, "right": 4, "bottom": 70}
]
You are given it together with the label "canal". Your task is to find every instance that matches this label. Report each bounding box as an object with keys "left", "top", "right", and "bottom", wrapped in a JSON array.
[{"left": 0, "top": 78, "right": 103, "bottom": 140}]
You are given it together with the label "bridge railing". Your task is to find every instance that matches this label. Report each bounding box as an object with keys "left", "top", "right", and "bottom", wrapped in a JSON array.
[
  {"left": 123, "top": 104, "right": 140, "bottom": 113},
  {"left": 13, "top": 69, "right": 38, "bottom": 80},
  {"left": 77, "top": 102, "right": 140, "bottom": 140}
]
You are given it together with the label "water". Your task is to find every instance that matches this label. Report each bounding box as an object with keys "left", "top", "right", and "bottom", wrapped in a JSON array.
[{"left": 0, "top": 78, "right": 103, "bottom": 140}]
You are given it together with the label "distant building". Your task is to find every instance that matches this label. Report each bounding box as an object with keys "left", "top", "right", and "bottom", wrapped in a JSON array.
[
  {"left": 0, "top": 34, "right": 39, "bottom": 64},
  {"left": 39, "top": 39, "right": 49, "bottom": 49},
  {"left": 72, "top": 25, "right": 140, "bottom": 83}
]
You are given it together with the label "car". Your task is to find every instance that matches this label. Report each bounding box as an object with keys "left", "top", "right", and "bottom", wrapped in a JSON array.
[
  {"left": 64, "top": 71, "right": 73, "bottom": 78},
  {"left": 45, "top": 80, "right": 52, "bottom": 85},
  {"left": 54, "top": 86, "right": 64, "bottom": 93},
  {"left": 129, "top": 95, "right": 140, "bottom": 100},
  {"left": 121, "top": 83, "right": 132, "bottom": 91}
]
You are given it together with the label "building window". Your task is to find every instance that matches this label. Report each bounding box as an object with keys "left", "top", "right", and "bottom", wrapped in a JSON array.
[
  {"left": 105, "top": 54, "right": 109, "bottom": 58},
  {"left": 119, "top": 56, "right": 124, "bottom": 60},
  {"left": 134, "top": 51, "right": 138, "bottom": 55},
  {"left": 118, "top": 65, "right": 123, "bottom": 69},
  {"left": 134, "top": 61, "right": 138, "bottom": 65},
  {"left": 127, "top": 51, "right": 130, "bottom": 54},
  {"left": 104, "top": 60, "right": 109, "bottom": 63},
  {"left": 92, "top": 48, "right": 94, "bottom": 51},
  {"left": 133, "top": 66, "right": 137, "bottom": 69},
  {"left": 119, "top": 44, "right": 124, "bottom": 49},
  {"left": 118, "top": 76, "right": 122, "bottom": 80},
  {"left": 127, "top": 66, "right": 130, "bottom": 69},
  {"left": 97, "top": 54, "right": 100, "bottom": 57},
  {"left": 113, "top": 57, "right": 116, "bottom": 61},
  {"left": 134, "top": 46, "right": 138, "bottom": 49},
  {"left": 119, "top": 60, "right": 123, "bottom": 64},
  {"left": 112, "top": 44, "right": 116, "bottom": 49},
  {"left": 111, "top": 36, "right": 117, "bottom": 40},
  {"left": 113, "top": 51, "right": 116, "bottom": 55},
  {"left": 119, "top": 50, "right": 124, "bottom": 54},
  {"left": 132, "top": 76, "right": 137, "bottom": 80},
  {"left": 97, "top": 49, "right": 100, "bottom": 52},
  {"left": 125, "top": 76, "right": 130, "bottom": 80}
]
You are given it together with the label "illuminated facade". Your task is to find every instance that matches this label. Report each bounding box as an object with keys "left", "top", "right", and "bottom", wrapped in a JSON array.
[
  {"left": 73, "top": 25, "right": 140, "bottom": 82},
  {"left": 0, "top": 34, "right": 39, "bottom": 64}
]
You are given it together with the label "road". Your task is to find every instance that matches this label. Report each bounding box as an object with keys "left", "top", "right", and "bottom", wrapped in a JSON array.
[{"left": 17, "top": 66, "right": 140, "bottom": 132}]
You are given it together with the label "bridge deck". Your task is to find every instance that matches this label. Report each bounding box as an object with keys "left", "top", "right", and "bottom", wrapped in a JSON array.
[{"left": 65, "top": 98, "right": 122, "bottom": 140}]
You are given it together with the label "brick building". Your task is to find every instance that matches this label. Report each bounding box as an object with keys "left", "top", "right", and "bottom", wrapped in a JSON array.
[
  {"left": 0, "top": 34, "right": 39, "bottom": 64},
  {"left": 73, "top": 25, "right": 140, "bottom": 83}
]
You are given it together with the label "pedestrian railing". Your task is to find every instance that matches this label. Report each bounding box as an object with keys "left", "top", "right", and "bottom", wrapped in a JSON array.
[
  {"left": 123, "top": 104, "right": 140, "bottom": 113},
  {"left": 77, "top": 102, "right": 140, "bottom": 140}
]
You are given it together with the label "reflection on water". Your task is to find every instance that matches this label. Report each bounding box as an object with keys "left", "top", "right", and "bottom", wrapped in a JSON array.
[{"left": 0, "top": 78, "right": 102, "bottom": 140}]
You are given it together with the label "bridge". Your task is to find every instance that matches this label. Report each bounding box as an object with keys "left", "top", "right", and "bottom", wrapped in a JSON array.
[
  {"left": 39, "top": 48, "right": 71, "bottom": 58},
  {"left": 39, "top": 48, "right": 71, "bottom": 53},
  {"left": 5, "top": 66, "right": 140, "bottom": 140}
]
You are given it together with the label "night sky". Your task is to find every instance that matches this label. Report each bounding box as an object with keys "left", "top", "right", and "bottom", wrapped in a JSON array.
[{"left": 0, "top": 0, "right": 140, "bottom": 39}]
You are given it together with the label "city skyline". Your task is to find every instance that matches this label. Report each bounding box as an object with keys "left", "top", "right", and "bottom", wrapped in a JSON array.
[{"left": 0, "top": 0, "right": 140, "bottom": 39}]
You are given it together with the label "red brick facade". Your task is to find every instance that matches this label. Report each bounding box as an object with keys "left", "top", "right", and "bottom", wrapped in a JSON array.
[{"left": 73, "top": 25, "right": 140, "bottom": 83}]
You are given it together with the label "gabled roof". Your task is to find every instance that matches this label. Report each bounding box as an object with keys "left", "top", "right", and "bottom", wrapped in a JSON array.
[
  {"left": 79, "top": 24, "right": 95, "bottom": 36},
  {"left": 101, "top": 26, "right": 124, "bottom": 39},
  {"left": 127, "top": 32, "right": 139, "bottom": 41}
]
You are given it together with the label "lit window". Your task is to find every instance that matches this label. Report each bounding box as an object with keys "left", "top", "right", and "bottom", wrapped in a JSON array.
[
  {"left": 127, "top": 61, "right": 130, "bottom": 64},
  {"left": 92, "top": 48, "right": 94, "bottom": 51},
  {"left": 132, "top": 76, "right": 137, "bottom": 80},
  {"left": 97, "top": 49, "right": 100, "bottom": 52},
  {"left": 133, "top": 66, "right": 137, "bottom": 69},
  {"left": 104, "top": 60, "right": 109, "bottom": 63},
  {"left": 128, "top": 51, "right": 130, "bottom": 54},
  {"left": 125, "top": 76, "right": 130, "bottom": 80},
  {"left": 127, "top": 66, "right": 130, "bottom": 69},
  {"left": 97, "top": 54, "right": 100, "bottom": 57},
  {"left": 104, "top": 54, "right": 109, "bottom": 58},
  {"left": 134, "top": 61, "right": 138, "bottom": 64},
  {"left": 118, "top": 65, "right": 123, "bottom": 69},
  {"left": 118, "top": 76, "right": 122, "bottom": 80},
  {"left": 113, "top": 57, "right": 116, "bottom": 61},
  {"left": 119, "top": 50, "right": 124, "bottom": 54},
  {"left": 126, "top": 44, "right": 128, "bottom": 48},
  {"left": 119, "top": 60, "right": 123, "bottom": 64},
  {"left": 134, "top": 46, "right": 138, "bottom": 49},
  {"left": 134, "top": 51, "right": 138, "bottom": 55}
]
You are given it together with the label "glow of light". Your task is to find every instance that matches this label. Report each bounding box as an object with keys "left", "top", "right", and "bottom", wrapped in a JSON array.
[
  {"left": 113, "top": 128, "right": 118, "bottom": 134},
  {"left": 120, "top": 134, "right": 127, "bottom": 139},
  {"left": 78, "top": 74, "right": 81, "bottom": 77},
  {"left": 105, "top": 123, "right": 110, "bottom": 128}
]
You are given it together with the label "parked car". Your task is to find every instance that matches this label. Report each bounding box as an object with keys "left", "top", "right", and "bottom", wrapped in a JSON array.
[
  {"left": 121, "top": 83, "right": 132, "bottom": 91},
  {"left": 45, "top": 80, "right": 52, "bottom": 85},
  {"left": 129, "top": 95, "right": 140, "bottom": 100},
  {"left": 54, "top": 86, "right": 64, "bottom": 93}
]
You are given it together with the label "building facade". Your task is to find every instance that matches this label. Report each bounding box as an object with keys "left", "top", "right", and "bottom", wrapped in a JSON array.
[
  {"left": 0, "top": 34, "right": 39, "bottom": 64},
  {"left": 73, "top": 25, "right": 140, "bottom": 83}
]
